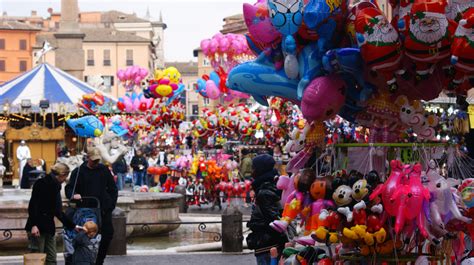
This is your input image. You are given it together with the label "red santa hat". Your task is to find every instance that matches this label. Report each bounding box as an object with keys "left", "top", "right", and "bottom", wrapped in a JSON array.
[
  {"left": 410, "top": 0, "right": 447, "bottom": 20},
  {"left": 355, "top": 7, "right": 385, "bottom": 34},
  {"left": 459, "top": 7, "right": 474, "bottom": 28}
]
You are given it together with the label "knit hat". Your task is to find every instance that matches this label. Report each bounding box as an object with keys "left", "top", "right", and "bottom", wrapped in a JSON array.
[{"left": 252, "top": 154, "right": 276, "bottom": 177}]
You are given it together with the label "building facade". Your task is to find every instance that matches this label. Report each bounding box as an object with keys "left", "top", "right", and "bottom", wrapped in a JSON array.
[
  {"left": 2, "top": 8, "right": 166, "bottom": 98},
  {"left": 0, "top": 20, "right": 40, "bottom": 84}
]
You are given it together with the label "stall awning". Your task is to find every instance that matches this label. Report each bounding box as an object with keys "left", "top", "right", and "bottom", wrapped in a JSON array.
[{"left": 0, "top": 63, "right": 117, "bottom": 113}]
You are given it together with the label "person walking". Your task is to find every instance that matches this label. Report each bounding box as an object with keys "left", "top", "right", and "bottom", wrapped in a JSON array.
[
  {"left": 25, "top": 163, "right": 79, "bottom": 265},
  {"left": 112, "top": 155, "right": 128, "bottom": 191},
  {"left": 65, "top": 147, "right": 118, "bottom": 265},
  {"left": 130, "top": 149, "right": 148, "bottom": 187},
  {"left": 246, "top": 154, "right": 287, "bottom": 265}
]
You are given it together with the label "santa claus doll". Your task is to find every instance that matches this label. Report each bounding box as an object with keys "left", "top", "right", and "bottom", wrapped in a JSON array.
[
  {"left": 450, "top": 7, "right": 474, "bottom": 92},
  {"left": 356, "top": 7, "right": 407, "bottom": 92},
  {"left": 402, "top": 0, "right": 457, "bottom": 81},
  {"left": 446, "top": 0, "right": 474, "bottom": 22}
]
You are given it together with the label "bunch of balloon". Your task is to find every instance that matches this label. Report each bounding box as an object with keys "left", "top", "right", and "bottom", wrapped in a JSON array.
[
  {"left": 143, "top": 67, "right": 186, "bottom": 105},
  {"left": 117, "top": 66, "right": 148, "bottom": 92}
]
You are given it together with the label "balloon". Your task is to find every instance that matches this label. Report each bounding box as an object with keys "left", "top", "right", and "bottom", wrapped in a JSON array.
[
  {"left": 450, "top": 7, "right": 474, "bottom": 92},
  {"left": 301, "top": 74, "right": 346, "bottom": 122},
  {"left": 139, "top": 68, "right": 148, "bottom": 79},
  {"left": 201, "top": 39, "right": 210, "bottom": 53},
  {"left": 226, "top": 53, "right": 300, "bottom": 106},
  {"left": 117, "top": 101, "right": 125, "bottom": 111},
  {"left": 66, "top": 115, "right": 104, "bottom": 138},
  {"left": 117, "top": 69, "right": 125, "bottom": 81},
  {"left": 205, "top": 80, "right": 221, "bottom": 100},
  {"left": 163, "top": 67, "right": 181, "bottom": 84},
  {"left": 267, "top": 0, "right": 303, "bottom": 36},
  {"left": 209, "top": 71, "right": 220, "bottom": 86},
  {"left": 243, "top": 1, "right": 281, "bottom": 44}
]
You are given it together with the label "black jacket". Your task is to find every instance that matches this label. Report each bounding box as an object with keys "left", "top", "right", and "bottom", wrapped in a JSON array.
[
  {"left": 112, "top": 157, "right": 127, "bottom": 174},
  {"left": 247, "top": 169, "right": 287, "bottom": 253},
  {"left": 65, "top": 162, "right": 118, "bottom": 213},
  {"left": 130, "top": 155, "right": 148, "bottom": 172},
  {"left": 72, "top": 232, "right": 97, "bottom": 265},
  {"left": 25, "top": 174, "right": 76, "bottom": 234}
]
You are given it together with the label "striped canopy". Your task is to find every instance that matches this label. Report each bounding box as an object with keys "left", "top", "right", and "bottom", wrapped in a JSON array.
[{"left": 0, "top": 63, "right": 116, "bottom": 113}]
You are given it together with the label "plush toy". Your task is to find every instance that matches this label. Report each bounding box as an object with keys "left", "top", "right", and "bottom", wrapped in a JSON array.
[{"left": 270, "top": 169, "right": 316, "bottom": 233}]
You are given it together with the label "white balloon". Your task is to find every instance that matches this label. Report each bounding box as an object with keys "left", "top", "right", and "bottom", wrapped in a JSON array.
[{"left": 284, "top": 54, "right": 299, "bottom": 79}]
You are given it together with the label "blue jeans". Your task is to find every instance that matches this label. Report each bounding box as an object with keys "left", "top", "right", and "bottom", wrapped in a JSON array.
[
  {"left": 256, "top": 252, "right": 271, "bottom": 265},
  {"left": 134, "top": 171, "right": 146, "bottom": 186},
  {"left": 116, "top": 172, "right": 126, "bottom": 190}
]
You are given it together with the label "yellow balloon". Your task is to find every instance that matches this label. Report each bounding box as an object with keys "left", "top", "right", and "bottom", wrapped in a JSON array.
[
  {"left": 154, "top": 69, "right": 164, "bottom": 80},
  {"left": 163, "top": 67, "right": 181, "bottom": 84}
]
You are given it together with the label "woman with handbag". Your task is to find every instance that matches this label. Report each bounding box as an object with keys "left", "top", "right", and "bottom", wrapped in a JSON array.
[
  {"left": 246, "top": 154, "right": 288, "bottom": 265},
  {"left": 25, "top": 163, "right": 80, "bottom": 265}
]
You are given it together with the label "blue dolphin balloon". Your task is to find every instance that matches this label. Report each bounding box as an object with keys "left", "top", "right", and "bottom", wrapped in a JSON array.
[
  {"left": 226, "top": 53, "right": 299, "bottom": 106},
  {"left": 296, "top": 42, "right": 325, "bottom": 99},
  {"left": 167, "top": 83, "right": 186, "bottom": 105},
  {"left": 66, "top": 115, "right": 104, "bottom": 138}
]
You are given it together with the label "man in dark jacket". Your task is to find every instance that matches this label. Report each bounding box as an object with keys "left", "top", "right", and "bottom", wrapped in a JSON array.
[
  {"left": 247, "top": 154, "right": 287, "bottom": 265},
  {"left": 130, "top": 149, "right": 148, "bottom": 186},
  {"left": 112, "top": 156, "right": 128, "bottom": 190},
  {"left": 65, "top": 147, "right": 118, "bottom": 265},
  {"left": 25, "top": 162, "right": 78, "bottom": 265}
]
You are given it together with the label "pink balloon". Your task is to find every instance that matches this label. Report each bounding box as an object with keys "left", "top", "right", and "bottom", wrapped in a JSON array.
[
  {"left": 133, "top": 98, "right": 140, "bottom": 112},
  {"left": 123, "top": 96, "right": 133, "bottom": 113},
  {"left": 134, "top": 76, "right": 142, "bottom": 86},
  {"left": 209, "top": 39, "right": 218, "bottom": 54},
  {"left": 117, "top": 70, "right": 125, "bottom": 82},
  {"left": 139, "top": 68, "right": 148, "bottom": 79},
  {"left": 219, "top": 38, "right": 230, "bottom": 53},
  {"left": 124, "top": 68, "right": 132, "bottom": 80},
  {"left": 130, "top": 66, "right": 139, "bottom": 79},
  {"left": 201, "top": 39, "right": 210, "bottom": 55},
  {"left": 301, "top": 74, "right": 346, "bottom": 122},
  {"left": 205, "top": 80, "right": 220, "bottom": 100}
]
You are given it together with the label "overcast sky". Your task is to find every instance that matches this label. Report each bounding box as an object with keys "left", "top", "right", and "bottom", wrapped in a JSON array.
[{"left": 0, "top": 0, "right": 244, "bottom": 62}]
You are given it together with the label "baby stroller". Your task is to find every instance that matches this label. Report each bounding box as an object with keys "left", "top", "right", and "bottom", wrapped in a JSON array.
[{"left": 63, "top": 197, "right": 102, "bottom": 264}]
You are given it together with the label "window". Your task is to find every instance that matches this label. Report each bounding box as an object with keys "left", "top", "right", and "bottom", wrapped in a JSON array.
[
  {"left": 19, "top": 60, "right": 27, "bottom": 72},
  {"left": 203, "top": 98, "right": 210, "bottom": 105},
  {"left": 103, "top": 49, "right": 111, "bottom": 66},
  {"left": 192, "top": 105, "right": 199, "bottom": 115},
  {"left": 0, "top": 39, "right": 4, "bottom": 50},
  {"left": 87, "top": 49, "right": 94, "bottom": 66},
  {"left": 54, "top": 22, "right": 59, "bottom": 29},
  {"left": 126, "top": 49, "right": 133, "bottom": 66},
  {"left": 84, "top": 76, "right": 88, "bottom": 82},
  {"left": 203, "top": 58, "right": 210, "bottom": 66},
  {"left": 102, "top": 76, "right": 114, "bottom": 93},
  {"left": 19, "top": 39, "right": 27, "bottom": 50},
  {"left": 0, "top": 60, "right": 5, "bottom": 71}
]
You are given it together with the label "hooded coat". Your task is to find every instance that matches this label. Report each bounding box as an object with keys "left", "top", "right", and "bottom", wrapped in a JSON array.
[{"left": 246, "top": 155, "right": 287, "bottom": 254}]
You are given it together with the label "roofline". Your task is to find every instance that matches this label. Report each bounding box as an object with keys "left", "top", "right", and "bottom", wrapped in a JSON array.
[
  {"left": 0, "top": 27, "right": 41, "bottom": 31},
  {"left": 83, "top": 40, "right": 151, "bottom": 43}
]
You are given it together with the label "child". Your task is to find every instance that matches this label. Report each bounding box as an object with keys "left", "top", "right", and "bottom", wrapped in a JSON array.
[{"left": 72, "top": 221, "right": 100, "bottom": 265}]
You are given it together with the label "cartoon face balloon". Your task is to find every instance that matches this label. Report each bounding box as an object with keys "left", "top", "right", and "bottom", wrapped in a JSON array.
[
  {"left": 267, "top": 0, "right": 304, "bottom": 36},
  {"left": 243, "top": 1, "right": 281, "bottom": 44},
  {"left": 301, "top": 75, "right": 347, "bottom": 122}
]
